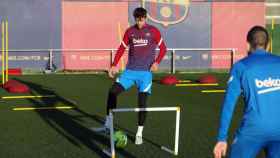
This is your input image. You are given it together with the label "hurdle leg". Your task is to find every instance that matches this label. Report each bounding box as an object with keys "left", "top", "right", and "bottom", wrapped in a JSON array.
[
  {"left": 161, "top": 146, "right": 175, "bottom": 155},
  {"left": 160, "top": 107, "right": 181, "bottom": 156},
  {"left": 102, "top": 149, "right": 112, "bottom": 157},
  {"left": 174, "top": 107, "right": 181, "bottom": 155},
  {"left": 109, "top": 111, "right": 116, "bottom": 158}
]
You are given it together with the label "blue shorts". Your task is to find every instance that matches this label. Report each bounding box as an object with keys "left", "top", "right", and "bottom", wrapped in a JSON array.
[
  {"left": 116, "top": 69, "right": 152, "bottom": 94},
  {"left": 229, "top": 134, "right": 280, "bottom": 158}
]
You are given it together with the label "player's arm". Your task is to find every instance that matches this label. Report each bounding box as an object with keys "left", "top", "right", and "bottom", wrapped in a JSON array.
[
  {"left": 109, "top": 30, "right": 129, "bottom": 78},
  {"left": 112, "top": 30, "right": 129, "bottom": 67},
  {"left": 213, "top": 63, "right": 243, "bottom": 158},
  {"left": 218, "top": 63, "right": 243, "bottom": 142},
  {"left": 151, "top": 28, "right": 167, "bottom": 71}
]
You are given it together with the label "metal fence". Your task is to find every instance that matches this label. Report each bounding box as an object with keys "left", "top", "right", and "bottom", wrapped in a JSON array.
[{"left": 5, "top": 48, "right": 236, "bottom": 73}]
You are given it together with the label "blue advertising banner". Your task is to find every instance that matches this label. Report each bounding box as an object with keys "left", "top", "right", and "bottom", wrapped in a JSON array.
[
  {"left": 4, "top": 51, "right": 51, "bottom": 71},
  {"left": 0, "top": 0, "right": 62, "bottom": 71}
]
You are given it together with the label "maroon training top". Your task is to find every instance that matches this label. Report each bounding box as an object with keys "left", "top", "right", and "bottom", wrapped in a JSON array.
[{"left": 112, "top": 24, "right": 167, "bottom": 71}]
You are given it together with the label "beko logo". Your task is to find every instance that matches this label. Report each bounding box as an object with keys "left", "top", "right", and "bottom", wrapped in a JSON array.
[
  {"left": 255, "top": 78, "right": 280, "bottom": 88},
  {"left": 133, "top": 38, "right": 148, "bottom": 47},
  {"left": 255, "top": 78, "right": 280, "bottom": 94}
]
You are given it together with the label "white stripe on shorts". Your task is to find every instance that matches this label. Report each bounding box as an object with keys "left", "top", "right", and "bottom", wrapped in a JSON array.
[{"left": 143, "top": 83, "right": 152, "bottom": 92}]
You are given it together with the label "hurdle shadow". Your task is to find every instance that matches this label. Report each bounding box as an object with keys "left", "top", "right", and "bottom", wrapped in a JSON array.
[{"left": 14, "top": 79, "right": 136, "bottom": 158}]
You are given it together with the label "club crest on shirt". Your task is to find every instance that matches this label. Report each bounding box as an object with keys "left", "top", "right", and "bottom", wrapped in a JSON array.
[{"left": 142, "top": 0, "right": 190, "bottom": 27}]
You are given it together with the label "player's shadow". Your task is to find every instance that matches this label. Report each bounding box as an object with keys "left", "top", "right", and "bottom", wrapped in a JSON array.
[{"left": 14, "top": 79, "right": 136, "bottom": 158}]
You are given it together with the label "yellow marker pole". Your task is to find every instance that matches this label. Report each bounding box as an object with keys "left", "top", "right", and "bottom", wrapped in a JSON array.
[
  {"left": 175, "top": 83, "right": 219, "bottom": 87},
  {"left": 117, "top": 22, "right": 125, "bottom": 71},
  {"left": 201, "top": 90, "right": 225, "bottom": 93},
  {"left": 271, "top": 18, "right": 275, "bottom": 53},
  {"left": 1, "top": 20, "right": 5, "bottom": 85},
  {"left": 177, "top": 80, "right": 192, "bottom": 83},
  {"left": 13, "top": 106, "right": 74, "bottom": 111},
  {"left": 1, "top": 95, "right": 56, "bottom": 99},
  {"left": 272, "top": 17, "right": 275, "bottom": 31},
  {"left": 5, "top": 19, "right": 8, "bottom": 82},
  {"left": 117, "top": 22, "right": 122, "bottom": 44}
]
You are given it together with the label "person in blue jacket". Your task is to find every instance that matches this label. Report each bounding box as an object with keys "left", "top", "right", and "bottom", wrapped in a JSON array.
[{"left": 214, "top": 26, "right": 280, "bottom": 158}]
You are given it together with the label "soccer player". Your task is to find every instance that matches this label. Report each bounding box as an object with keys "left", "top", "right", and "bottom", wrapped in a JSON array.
[
  {"left": 92, "top": 7, "right": 167, "bottom": 145},
  {"left": 213, "top": 26, "right": 280, "bottom": 158}
]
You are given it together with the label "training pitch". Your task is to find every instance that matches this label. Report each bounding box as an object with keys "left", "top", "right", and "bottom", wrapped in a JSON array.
[{"left": 0, "top": 73, "right": 266, "bottom": 158}]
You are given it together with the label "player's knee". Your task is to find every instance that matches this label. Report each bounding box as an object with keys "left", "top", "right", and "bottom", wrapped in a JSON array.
[{"left": 109, "top": 83, "right": 125, "bottom": 96}]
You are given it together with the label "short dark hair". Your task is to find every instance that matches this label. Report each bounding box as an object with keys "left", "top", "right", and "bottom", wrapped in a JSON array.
[
  {"left": 247, "top": 26, "right": 269, "bottom": 50},
  {"left": 133, "top": 7, "right": 147, "bottom": 19}
]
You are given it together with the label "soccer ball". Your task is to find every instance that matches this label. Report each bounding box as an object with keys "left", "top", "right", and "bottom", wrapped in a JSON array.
[{"left": 114, "top": 130, "right": 128, "bottom": 148}]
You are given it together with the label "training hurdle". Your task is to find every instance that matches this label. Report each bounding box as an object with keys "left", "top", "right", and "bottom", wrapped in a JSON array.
[
  {"left": 201, "top": 90, "right": 225, "bottom": 93},
  {"left": 12, "top": 106, "right": 74, "bottom": 111},
  {"left": 103, "top": 106, "right": 181, "bottom": 158},
  {"left": 11, "top": 96, "right": 77, "bottom": 111},
  {"left": 177, "top": 80, "right": 192, "bottom": 83},
  {"left": 1, "top": 95, "right": 56, "bottom": 100}
]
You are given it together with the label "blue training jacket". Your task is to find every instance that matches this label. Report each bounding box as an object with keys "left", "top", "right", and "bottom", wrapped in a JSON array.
[{"left": 218, "top": 49, "right": 280, "bottom": 142}]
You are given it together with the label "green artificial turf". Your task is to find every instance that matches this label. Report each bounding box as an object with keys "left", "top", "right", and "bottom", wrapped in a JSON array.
[{"left": 0, "top": 73, "right": 265, "bottom": 158}]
